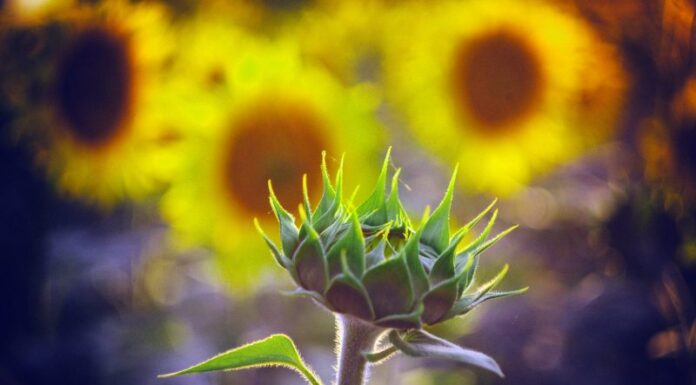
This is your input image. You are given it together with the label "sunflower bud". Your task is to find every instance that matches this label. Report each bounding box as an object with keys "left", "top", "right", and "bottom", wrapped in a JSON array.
[{"left": 256, "top": 149, "right": 525, "bottom": 330}]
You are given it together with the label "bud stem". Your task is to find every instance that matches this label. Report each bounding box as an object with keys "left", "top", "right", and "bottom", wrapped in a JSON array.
[{"left": 334, "top": 315, "right": 384, "bottom": 385}]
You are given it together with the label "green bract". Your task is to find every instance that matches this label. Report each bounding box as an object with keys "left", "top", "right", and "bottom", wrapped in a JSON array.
[{"left": 257, "top": 149, "right": 526, "bottom": 330}]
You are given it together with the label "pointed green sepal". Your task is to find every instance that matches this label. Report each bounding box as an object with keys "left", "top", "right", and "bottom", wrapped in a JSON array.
[
  {"left": 158, "top": 334, "right": 325, "bottom": 385},
  {"left": 386, "top": 168, "right": 402, "bottom": 216},
  {"left": 457, "top": 209, "right": 498, "bottom": 260},
  {"left": 345, "top": 185, "right": 361, "bottom": 211},
  {"left": 363, "top": 346, "right": 399, "bottom": 364},
  {"left": 386, "top": 168, "right": 411, "bottom": 229},
  {"left": 310, "top": 152, "right": 343, "bottom": 233},
  {"left": 301, "top": 174, "right": 313, "bottom": 222},
  {"left": 292, "top": 225, "right": 328, "bottom": 293},
  {"left": 325, "top": 255, "right": 375, "bottom": 320},
  {"left": 363, "top": 220, "right": 393, "bottom": 245},
  {"left": 375, "top": 302, "right": 424, "bottom": 329},
  {"left": 363, "top": 253, "right": 414, "bottom": 319},
  {"left": 313, "top": 151, "right": 337, "bottom": 218},
  {"left": 318, "top": 216, "right": 348, "bottom": 247},
  {"left": 402, "top": 228, "right": 429, "bottom": 300},
  {"left": 466, "top": 264, "right": 511, "bottom": 301},
  {"left": 326, "top": 212, "right": 365, "bottom": 278},
  {"left": 419, "top": 205, "right": 431, "bottom": 227},
  {"left": 462, "top": 199, "right": 497, "bottom": 232},
  {"left": 420, "top": 165, "right": 458, "bottom": 254},
  {"left": 356, "top": 148, "right": 391, "bottom": 224},
  {"left": 421, "top": 274, "right": 460, "bottom": 325},
  {"left": 388, "top": 329, "right": 503, "bottom": 377},
  {"left": 282, "top": 287, "right": 331, "bottom": 308},
  {"left": 456, "top": 254, "right": 478, "bottom": 297},
  {"left": 364, "top": 236, "right": 387, "bottom": 269},
  {"left": 452, "top": 264, "right": 513, "bottom": 316},
  {"left": 269, "top": 181, "right": 300, "bottom": 257},
  {"left": 313, "top": 201, "right": 342, "bottom": 235},
  {"left": 334, "top": 154, "right": 345, "bottom": 203},
  {"left": 254, "top": 218, "right": 291, "bottom": 269},
  {"left": 475, "top": 225, "right": 518, "bottom": 256},
  {"left": 448, "top": 286, "right": 528, "bottom": 319},
  {"left": 429, "top": 227, "right": 468, "bottom": 284}
]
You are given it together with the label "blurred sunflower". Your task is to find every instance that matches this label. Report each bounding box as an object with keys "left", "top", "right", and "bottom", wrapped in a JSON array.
[
  {"left": 12, "top": 1, "right": 178, "bottom": 206},
  {"left": 189, "top": 0, "right": 320, "bottom": 35},
  {"left": 383, "top": 0, "right": 625, "bottom": 195},
  {"left": 289, "top": 0, "right": 387, "bottom": 84},
  {"left": 161, "top": 19, "right": 383, "bottom": 293},
  {"left": 639, "top": 76, "right": 696, "bottom": 208},
  {"left": 1, "top": 0, "right": 74, "bottom": 24}
]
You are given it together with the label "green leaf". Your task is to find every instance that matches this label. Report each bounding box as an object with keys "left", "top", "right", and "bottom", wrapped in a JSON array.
[
  {"left": 159, "top": 334, "right": 324, "bottom": 385},
  {"left": 388, "top": 329, "right": 503, "bottom": 377},
  {"left": 268, "top": 181, "right": 299, "bottom": 257},
  {"left": 420, "top": 165, "right": 457, "bottom": 254},
  {"left": 357, "top": 148, "right": 391, "bottom": 224}
]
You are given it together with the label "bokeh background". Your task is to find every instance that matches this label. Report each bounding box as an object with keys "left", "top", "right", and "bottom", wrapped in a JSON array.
[{"left": 1, "top": 0, "right": 695, "bottom": 384}]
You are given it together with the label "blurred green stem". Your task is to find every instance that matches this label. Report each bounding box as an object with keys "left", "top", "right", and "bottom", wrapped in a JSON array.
[{"left": 335, "top": 315, "right": 384, "bottom": 385}]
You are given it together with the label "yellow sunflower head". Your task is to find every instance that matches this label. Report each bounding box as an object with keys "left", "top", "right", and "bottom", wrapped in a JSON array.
[
  {"left": 14, "top": 1, "right": 178, "bottom": 206},
  {"left": 383, "top": 0, "right": 626, "bottom": 195},
  {"left": 161, "top": 20, "right": 384, "bottom": 294}
]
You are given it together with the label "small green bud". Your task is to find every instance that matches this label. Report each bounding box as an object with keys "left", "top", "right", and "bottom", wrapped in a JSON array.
[{"left": 258, "top": 150, "right": 524, "bottom": 329}]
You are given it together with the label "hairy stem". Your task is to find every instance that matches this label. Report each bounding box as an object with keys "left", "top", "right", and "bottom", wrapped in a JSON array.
[{"left": 334, "top": 315, "right": 384, "bottom": 385}]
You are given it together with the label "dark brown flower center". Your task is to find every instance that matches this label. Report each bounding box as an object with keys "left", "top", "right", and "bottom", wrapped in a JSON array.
[
  {"left": 451, "top": 30, "right": 544, "bottom": 135},
  {"left": 223, "top": 97, "right": 328, "bottom": 217},
  {"left": 55, "top": 27, "right": 133, "bottom": 147}
]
